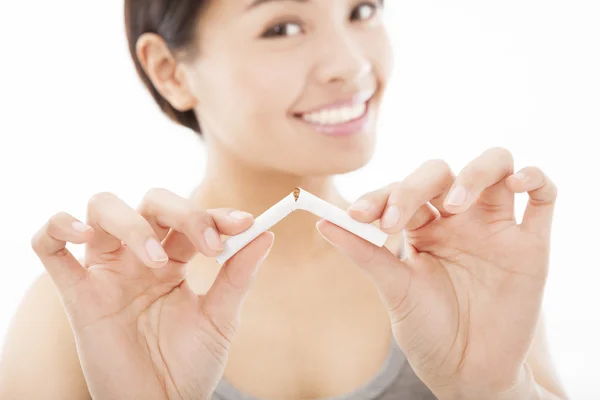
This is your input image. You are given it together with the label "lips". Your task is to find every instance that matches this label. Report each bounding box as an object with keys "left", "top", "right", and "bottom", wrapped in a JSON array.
[
  {"left": 301, "top": 102, "right": 367, "bottom": 125},
  {"left": 295, "top": 89, "right": 375, "bottom": 126}
]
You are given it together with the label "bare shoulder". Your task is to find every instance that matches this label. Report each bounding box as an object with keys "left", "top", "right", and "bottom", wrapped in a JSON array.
[{"left": 0, "top": 273, "right": 90, "bottom": 399}]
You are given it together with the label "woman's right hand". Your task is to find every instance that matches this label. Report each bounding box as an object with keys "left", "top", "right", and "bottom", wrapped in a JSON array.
[{"left": 30, "top": 189, "right": 274, "bottom": 400}]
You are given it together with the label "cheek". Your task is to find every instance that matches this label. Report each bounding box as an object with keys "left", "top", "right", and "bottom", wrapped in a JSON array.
[
  {"left": 368, "top": 29, "right": 394, "bottom": 85},
  {"left": 196, "top": 55, "right": 306, "bottom": 159},
  {"left": 231, "top": 60, "right": 303, "bottom": 123}
]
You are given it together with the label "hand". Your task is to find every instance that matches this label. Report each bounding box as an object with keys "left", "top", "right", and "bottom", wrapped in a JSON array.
[
  {"left": 316, "top": 147, "right": 557, "bottom": 399},
  {"left": 31, "top": 189, "right": 274, "bottom": 400}
]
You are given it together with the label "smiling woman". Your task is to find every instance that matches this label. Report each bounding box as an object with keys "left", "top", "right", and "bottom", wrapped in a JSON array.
[
  {"left": 0, "top": 0, "right": 571, "bottom": 399},
  {"left": 125, "top": 0, "right": 392, "bottom": 177}
]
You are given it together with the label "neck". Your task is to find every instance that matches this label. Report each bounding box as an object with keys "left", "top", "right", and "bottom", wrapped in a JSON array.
[{"left": 191, "top": 142, "right": 350, "bottom": 265}]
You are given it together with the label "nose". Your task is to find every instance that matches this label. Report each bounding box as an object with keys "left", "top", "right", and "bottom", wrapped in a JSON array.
[{"left": 314, "top": 29, "right": 373, "bottom": 85}]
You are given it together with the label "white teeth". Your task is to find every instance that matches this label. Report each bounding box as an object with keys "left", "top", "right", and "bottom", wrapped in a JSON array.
[{"left": 301, "top": 102, "right": 366, "bottom": 125}]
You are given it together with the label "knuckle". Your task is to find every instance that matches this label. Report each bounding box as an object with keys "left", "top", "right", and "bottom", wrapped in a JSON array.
[
  {"left": 46, "top": 215, "right": 65, "bottom": 239},
  {"left": 138, "top": 188, "right": 164, "bottom": 214},
  {"left": 427, "top": 159, "right": 454, "bottom": 183},
  {"left": 395, "top": 183, "right": 418, "bottom": 200},
  {"left": 87, "top": 191, "right": 116, "bottom": 209},
  {"left": 47, "top": 211, "right": 69, "bottom": 229},
  {"left": 30, "top": 227, "right": 45, "bottom": 253},
  {"left": 34, "top": 212, "right": 69, "bottom": 251},
  {"left": 425, "top": 158, "right": 451, "bottom": 173},
  {"left": 184, "top": 207, "right": 211, "bottom": 231},
  {"left": 392, "top": 180, "right": 420, "bottom": 201},
  {"left": 358, "top": 190, "right": 377, "bottom": 201},
  {"left": 466, "top": 165, "right": 487, "bottom": 183},
  {"left": 489, "top": 146, "right": 514, "bottom": 164},
  {"left": 127, "top": 222, "right": 155, "bottom": 243},
  {"left": 30, "top": 214, "right": 63, "bottom": 253},
  {"left": 388, "top": 181, "right": 403, "bottom": 192},
  {"left": 545, "top": 176, "right": 558, "bottom": 199},
  {"left": 142, "top": 187, "right": 168, "bottom": 202}
]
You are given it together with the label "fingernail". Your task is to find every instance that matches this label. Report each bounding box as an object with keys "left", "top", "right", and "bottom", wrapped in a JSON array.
[
  {"left": 229, "top": 210, "right": 253, "bottom": 220},
  {"left": 381, "top": 205, "right": 401, "bottom": 228},
  {"left": 259, "top": 237, "right": 275, "bottom": 264},
  {"left": 315, "top": 220, "right": 335, "bottom": 246},
  {"left": 514, "top": 171, "right": 527, "bottom": 180},
  {"left": 204, "top": 227, "right": 224, "bottom": 251},
  {"left": 446, "top": 186, "right": 467, "bottom": 206},
  {"left": 72, "top": 221, "right": 92, "bottom": 233},
  {"left": 253, "top": 233, "right": 275, "bottom": 276},
  {"left": 145, "top": 238, "right": 169, "bottom": 263},
  {"left": 348, "top": 200, "right": 371, "bottom": 212}
]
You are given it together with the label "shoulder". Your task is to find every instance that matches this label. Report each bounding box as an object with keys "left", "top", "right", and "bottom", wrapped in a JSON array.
[
  {"left": 0, "top": 273, "right": 90, "bottom": 398},
  {"left": 5, "top": 273, "right": 69, "bottom": 332}
]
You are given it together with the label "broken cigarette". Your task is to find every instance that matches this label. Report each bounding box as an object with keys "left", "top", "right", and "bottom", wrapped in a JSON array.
[
  {"left": 215, "top": 188, "right": 389, "bottom": 265},
  {"left": 294, "top": 189, "right": 388, "bottom": 247}
]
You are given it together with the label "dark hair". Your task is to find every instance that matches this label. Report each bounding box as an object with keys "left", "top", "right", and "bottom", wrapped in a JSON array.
[{"left": 124, "top": 0, "right": 208, "bottom": 134}]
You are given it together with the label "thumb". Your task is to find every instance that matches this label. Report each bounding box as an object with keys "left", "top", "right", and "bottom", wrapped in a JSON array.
[
  {"left": 507, "top": 167, "right": 558, "bottom": 236},
  {"left": 315, "top": 220, "right": 413, "bottom": 318},
  {"left": 201, "top": 231, "right": 274, "bottom": 337}
]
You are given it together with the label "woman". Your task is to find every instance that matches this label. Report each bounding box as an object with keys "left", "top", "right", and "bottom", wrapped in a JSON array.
[{"left": 0, "top": 0, "right": 569, "bottom": 399}]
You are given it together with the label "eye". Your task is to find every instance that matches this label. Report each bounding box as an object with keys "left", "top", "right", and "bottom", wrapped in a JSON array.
[
  {"left": 262, "top": 22, "right": 303, "bottom": 39},
  {"left": 350, "top": 2, "right": 381, "bottom": 22}
]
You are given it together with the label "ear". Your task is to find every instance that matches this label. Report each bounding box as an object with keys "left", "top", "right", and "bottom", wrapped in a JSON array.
[{"left": 135, "top": 33, "right": 197, "bottom": 111}]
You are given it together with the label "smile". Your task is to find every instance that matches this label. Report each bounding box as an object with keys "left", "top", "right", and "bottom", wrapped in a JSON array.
[{"left": 300, "top": 101, "right": 368, "bottom": 125}]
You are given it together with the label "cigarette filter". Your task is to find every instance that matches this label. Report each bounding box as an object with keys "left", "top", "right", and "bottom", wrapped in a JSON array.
[{"left": 215, "top": 188, "right": 389, "bottom": 265}]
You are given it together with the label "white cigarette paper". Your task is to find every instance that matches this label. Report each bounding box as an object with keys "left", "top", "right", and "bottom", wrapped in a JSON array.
[
  {"left": 215, "top": 188, "right": 388, "bottom": 265},
  {"left": 215, "top": 192, "right": 296, "bottom": 265},
  {"left": 294, "top": 189, "right": 389, "bottom": 248}
]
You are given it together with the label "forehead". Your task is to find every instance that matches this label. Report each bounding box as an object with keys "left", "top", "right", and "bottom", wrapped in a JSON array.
[
  {"left": 199, "top": 0, "right": 311, "bottom": 29},
  {"left": 198, "top": 0, "right": 381, "bottom": 33},
  {"left": 245, "top": 0, "right": 309, "bottom": 9},
  {"left": 205, "top": 0, "right": 383, "bottom": 16}
]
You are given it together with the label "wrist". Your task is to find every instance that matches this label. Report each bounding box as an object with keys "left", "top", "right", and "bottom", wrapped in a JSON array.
[{"left": 491, "top": 364, "right": 541, "bottom": 400}]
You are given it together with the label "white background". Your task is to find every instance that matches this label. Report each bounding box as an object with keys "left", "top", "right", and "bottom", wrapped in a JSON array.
[{"left": 1, "top": 0, "right": 599, "bottom": 398}]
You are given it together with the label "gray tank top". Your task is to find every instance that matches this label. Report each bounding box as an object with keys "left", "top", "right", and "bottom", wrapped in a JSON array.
[{"left": 212, "top": 339, "right": 436, "bottom": 399}]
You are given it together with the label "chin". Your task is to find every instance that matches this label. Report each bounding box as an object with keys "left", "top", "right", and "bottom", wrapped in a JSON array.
[{"left": 304, "top": 147, "right": 376, "bottom": 176}]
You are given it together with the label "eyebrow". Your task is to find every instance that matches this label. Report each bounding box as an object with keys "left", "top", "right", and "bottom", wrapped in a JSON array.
[{"left": 246, "top": 0, "right": 309, "bottom": 11}]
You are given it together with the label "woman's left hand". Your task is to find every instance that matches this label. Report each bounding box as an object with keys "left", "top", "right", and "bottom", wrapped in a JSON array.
[{"left": 316, "top": 147, "right": 558, "bottom": 400}]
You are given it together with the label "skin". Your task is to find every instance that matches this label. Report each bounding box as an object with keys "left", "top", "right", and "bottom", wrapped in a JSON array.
[{"left": 0, "top": 0, "right": 569, "bottom": 399}]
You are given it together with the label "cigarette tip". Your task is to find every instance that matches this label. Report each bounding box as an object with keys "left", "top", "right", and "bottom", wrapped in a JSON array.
[{"left": 293, "top": 187, "right": 301, "bottom": 201}]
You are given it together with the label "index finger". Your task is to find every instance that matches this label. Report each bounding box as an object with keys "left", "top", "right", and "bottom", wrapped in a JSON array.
[
  {"left": 31, "top": 212, "right": 91, "bottom": 292},
  {"left": 443, "top": 147, "right": 514, "bottom": 212},
  {"left": 347, "top": 159, "right": 456, "bottom": 232}
]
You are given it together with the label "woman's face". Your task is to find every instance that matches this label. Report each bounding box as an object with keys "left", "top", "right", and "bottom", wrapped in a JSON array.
[{"left": 183, "top": 0, "right": 393, "bottom": 175}]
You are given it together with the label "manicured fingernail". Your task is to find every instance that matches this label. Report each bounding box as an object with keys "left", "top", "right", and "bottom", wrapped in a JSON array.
[
  {"left": 72, "top": 221, "right": 92, "bottom": 233},
  {"left": 514, "top": 171, "right": 527, "bottom": 180},
  {"left": 230, "top": 210, "right": 253, "bottom": 220},
  {"left": 315, "top": 221, "right": 335, "bottom": 246},
  {"left": 446, "top": 186, "right": 467, "bottom": 206},
  {"left": 256, "top": 233, "right": 275, "bottom": 268},
  {"left": 381, "top": 205, "right": 401, "bottom": 228},
  {"left": 145, "top": 238, "right": 169, "bottom": 263},
  {"left": 348, "top": 199, "right": 371, "bottom": 212},
  {"left": 204, "top": 227, "right": 224, "bottom": 251}
]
